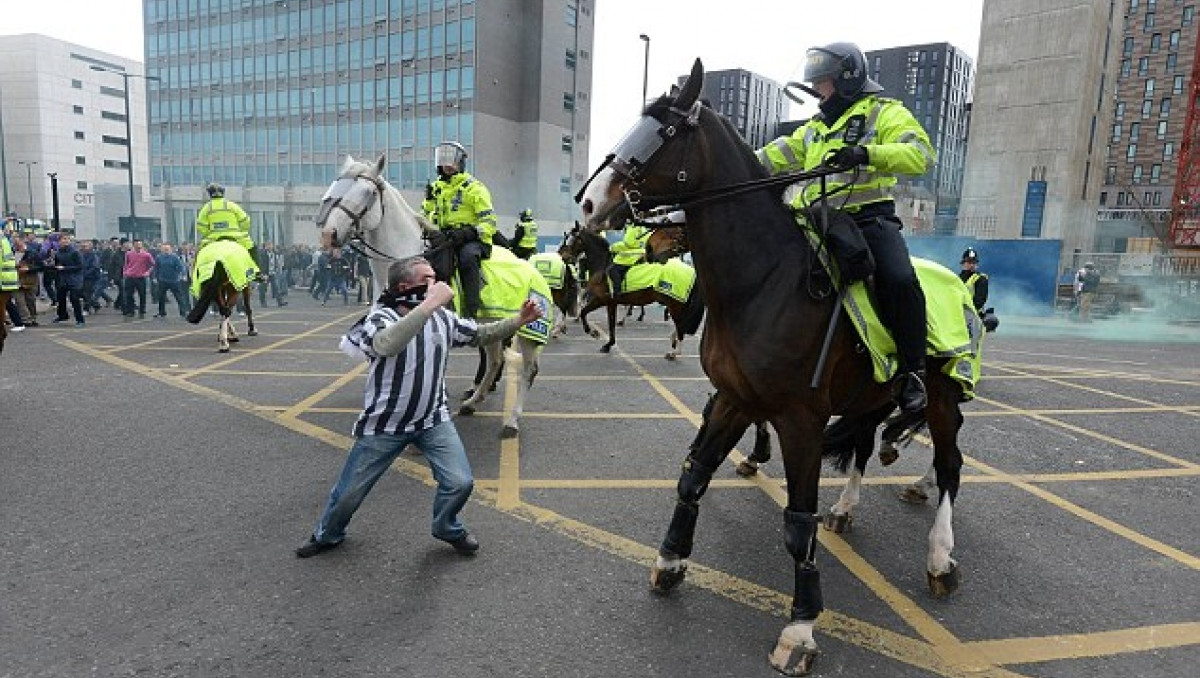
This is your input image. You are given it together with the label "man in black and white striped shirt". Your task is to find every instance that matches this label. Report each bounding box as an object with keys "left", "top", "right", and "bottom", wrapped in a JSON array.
[{"left": 297, "top": 255, "right": 541, "bottom": 558}]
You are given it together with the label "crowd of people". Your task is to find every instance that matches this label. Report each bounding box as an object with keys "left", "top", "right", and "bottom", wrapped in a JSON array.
[{"left": 1, "top": 221, "right": 378, "bottom": 335}]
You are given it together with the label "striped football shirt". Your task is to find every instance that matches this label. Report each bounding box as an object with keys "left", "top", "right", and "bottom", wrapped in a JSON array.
[{"left": 352, "top": 305, "right": 479, "bottom": 436}]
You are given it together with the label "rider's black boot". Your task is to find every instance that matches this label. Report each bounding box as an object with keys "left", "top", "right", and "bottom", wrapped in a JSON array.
[{"left": 896, "top": 370, "right": 927, "bottom": 412}]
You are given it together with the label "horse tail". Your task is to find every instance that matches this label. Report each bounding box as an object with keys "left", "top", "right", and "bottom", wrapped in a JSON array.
[
  {"left": 186, "top": 262, "right": 231, "bottom": 324},
  {"left": 822, "top": 403, "right": 897, "bottom": 473},
  {"left": 677, "top": 282, "right": 706, "bottom": 337}
]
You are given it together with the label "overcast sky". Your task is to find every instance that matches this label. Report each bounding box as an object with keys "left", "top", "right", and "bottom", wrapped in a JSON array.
[{"left": 5, "top": 0, "right": 985, "bottom": 163}]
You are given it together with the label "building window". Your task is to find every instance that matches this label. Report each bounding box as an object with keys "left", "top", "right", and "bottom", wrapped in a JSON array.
[
  {"left": 1124, "top": 37, "right": 1135, "bottom": 56},
  {"left": 103, "top": 159, "right": 129, "bottom": 170},
  {"left": 1121, "top": 59, "right": 1132, "bottom": 76},
  {"left": 565, "top": 2, "right": 577, "bottom": 27},
  {"left": 73, "top": 105, "right": 84, "bottom": 114},
  {"left": 1131, "top": 122, "right": 1141, "bottom": 140},
  {"left": 565, "top": 49, "right": 576, "bottom": 69},
  {"left": 1116, "top": 192, "right": 1126, "bottom": 207},
  {"left": 71, "top": 79, "right": 82, "bottom": 89},
  {"left": 102, "top": 135, "right": 129, "bottom": 146},
  {"left": 1127, "top": 143, "right": 1138, "bottom": 159},
  {"left": 1169, "top": 30, "right": 1180, "bottom": 50},
  {"left": 1133, "top": 165, "right": 1144, "bottom": 184},
  {"left": 563, "top": 92, "right": 575, "bottom": 111},
  {"left": 1106, "top": 165, "right": 1117, "bottom": 184},
  {"left": 1174, "top": 75, "right": 1185, "bottom": 93},
  {"left": 1145, "top": 78, "right": 1155, "bottom": 96},
  {"left": 1138, "top": 56, "right": 1149, "bottom": 75},
  {"left": 1151, "top": 164, "right": 1162, "bottom": 183},
  {"left": 1158, "top": 119, "right": 1169, "bottom": 138},
  {"left": 1116, "top": 101, "right": 1126, "bottom": 119},
  {"left": 559, "top": 177, "right": 571, "bottom": 193},
  {"left": 1161, "top": 98, "right": 1171, "bottom": 116},
  {"left": 101, "top": 111, "right": 127, "bottom": 122},
  {"left": 1145, "top": 12, "right": 1155, "bottom": 30},
  {"left": 1167, "top": 53, "right": 1178, "bottom": 71},
  {"left": 1150, "top": 33, "right": 1162, "bottom": 51},
  {"left": 561, "top": 134, "right": 572, "bottom": 152},
  {"left": 1184, "top": 6, "right": 1194, "bottom": 26},
  {"left": 1164, "top": 142, "right": 1174, "bottom": 160},
  {"left": 73, "top": 131, "right": 85, "bottom": 140},
  {"left": 75, "top": 155, "right": 86, "bottom": 165},
  {"left": 1100, "top": 191, "right": 1108, "bottom": 206},
  {"left": 1154, "top": 191, "right": 1162, "bottom": 205},
  {"left": 1142, "top": 99, "right": 1153, "bottom": 117},
  {"left": 76, "top": 181, "right": 88, "bottom": 190}
]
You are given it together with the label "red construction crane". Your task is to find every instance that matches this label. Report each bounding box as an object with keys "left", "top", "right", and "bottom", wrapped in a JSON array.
[{"left": 1169, "top": 28, "right": 1200, "bottom": 247}]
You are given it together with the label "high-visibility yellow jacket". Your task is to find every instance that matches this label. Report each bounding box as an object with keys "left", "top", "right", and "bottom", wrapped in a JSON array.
[
  {"left": 196, "top": 197, "right": 253, "bottom": 250},
  {"left": 611, "top": 225, "right": 650, "bottom": 267},
  {"left": 755, "top": 94, "right": 935, "bottom": 212},
  {"left": 1, "top": 235, "right": 19, "bottom": 292},
  {"left": 431, "top": 172, "right": 498, "bottom": 246},
  {"left": 515, "top": 217, "right": 539, "bottom": 250}
]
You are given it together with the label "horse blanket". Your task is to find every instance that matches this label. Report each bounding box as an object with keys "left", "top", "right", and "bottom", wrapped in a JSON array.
[
  {"left": 609, "top": 259, "right": 696, "bottom": 303},
  {"left": 458, "top": 245, "right": 554, "bottom": 345},
  {"left": 799, "top": 222, "right": 983, "bottom": 398},
  {"left": 191, "top": 239, "right": 259, "bottom": 297},
  {"left": 529, "top": 252, "right": 571, "bottom": 291}
]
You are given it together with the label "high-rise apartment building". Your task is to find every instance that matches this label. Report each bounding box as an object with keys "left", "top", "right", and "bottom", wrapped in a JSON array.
[
  {"left": 145, "top": 0, "right": 594, "bottom": 246},
  {"left": 685, "top": 68, "right": 786, "bottom": 149},
  {"left": 866, "top": 43, "right": 974, "bottom": 235},
  {"left": 1098, "top": 0, "right": 1199, "bottom": 250},
  {"left": 0, "top": 34, "right": 153, "bottom": 231}
]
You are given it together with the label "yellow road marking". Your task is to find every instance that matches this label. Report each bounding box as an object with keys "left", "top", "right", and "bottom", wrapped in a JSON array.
[
  {"left": 497, "top": 360, "right": 522, "bottom": 510},
  {"left": 279, "top": 362, "right": 366, "bottom": 419},
  {"left": 962, "top": 622, "right": 1200, "bottom": 665},
  {"left": 175, "top": 311, "right": 360, "bottom": 380}
]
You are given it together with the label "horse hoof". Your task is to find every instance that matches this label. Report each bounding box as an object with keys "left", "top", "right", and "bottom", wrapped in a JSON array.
[
  {"left": 649, "top": 564, "right": 687, "bottom": 593},
  {"left": 219, "top": 347, "right": 230, "bottom": 353},
  {"left": 927, "top": 563, "right": 960, "bottom": 598},
  {"left": 228, "top": 336, "right": 240, "bottom": 343},
  {"left": 899, "top": 486, "right": 930, "bottom": 505},
  {"left": 734, "top": 460, "right": 759, "bottom": 477},
  {"left": 247, "top": 330, "right": 258, "bottom": 337},
  {"left": 768, "top": 633, "right": 819, "bottom": 676},
  {"left": 664, "top": 352, "right": 677, "bottom": 361},
  {"left": 878, "top": 443, "right": 900, "bottom": 466},
  {"left": 599, "top": 345, "right": 612, "bottom": 353},
  {"left": 822, "top": 512, "right": 853, "bottom": 533},
  {"left": 501, "top": 425, "right": 519, "bottom": 439},
  {"left": 458, "top": 405, "right": 476, "bottom": 417}
]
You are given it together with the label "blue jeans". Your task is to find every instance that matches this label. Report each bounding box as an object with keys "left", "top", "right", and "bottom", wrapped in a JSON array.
[{"left": 311, "top": 420, "right": 474, "bottom": 545}]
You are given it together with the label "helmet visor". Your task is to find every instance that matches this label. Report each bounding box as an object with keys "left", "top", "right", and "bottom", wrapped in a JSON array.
[
  {"left": 802, "top": 48, "right": 843, "bottom": 83},
  {"left": 434, "top": 143, "right": 465, "bottom": 169}
]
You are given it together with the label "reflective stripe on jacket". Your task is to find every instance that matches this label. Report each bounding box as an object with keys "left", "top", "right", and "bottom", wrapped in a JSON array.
[
  {"left": 196, "top": 198, "right": 253, "bottom": 248},
  {"left": 755, "top": 95, "right": 935, "bottom": 211},
  {"left": 516, "top": 218, "right": 539, "bottom": 249}
]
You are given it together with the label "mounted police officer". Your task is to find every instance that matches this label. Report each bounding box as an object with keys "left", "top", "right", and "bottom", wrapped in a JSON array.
[
  {"left": 428, "top": 141, "right": 497, "bottom": 318},
  {"left": 608, "top": 222, "right": 651, "bottom": 295},
  {"left": 756, "top": 42, "right": 935, "bottom": 412},
  {"left": 511, "top": 209, "right": 539, "bottom": 260},
  {"left": 196, "top": 182, "right": 265, "bottom": 281}
]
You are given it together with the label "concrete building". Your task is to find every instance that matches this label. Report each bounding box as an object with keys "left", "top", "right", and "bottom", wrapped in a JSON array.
[
  {"left": 866, "top": 42, "right": 974, "bottom": 235},
  {"left": 685, "top": 68, "right": 787, "bottom": 149},
  {"left": 0, "top": 34, "right": 158, "bottom": 237},
  {"left": 958, "top": 0, "right": 1122, "bottom": 258},
  {"left": 1097, "top": 0, "right": 1199, "bottom": 251},
  {"left": 145, "top": 0, "right": 595, "bottom": 247}
]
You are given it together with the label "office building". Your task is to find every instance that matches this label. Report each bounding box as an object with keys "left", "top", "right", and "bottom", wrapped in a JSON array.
[
  {"left": 866, "top": 42, "right": 974, "bottom": 234},
  {"left": 146, "top": 0, "right": 595, "bottom": 246},
  {"left": 0, "top": 34, "right": 155, "bottom": 235}
]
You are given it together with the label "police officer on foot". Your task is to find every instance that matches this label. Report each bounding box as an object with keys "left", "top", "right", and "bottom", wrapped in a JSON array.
[
  {"left": 756, "top": 41, "right": 935, "bottom": 412},
  {"left": 959, "top": 248, "right": 989, "bottom": 313},
  {"left": 196, "top": 182, "right": 265, "bottom": 282},
  {"left": 429, "top": 142, "right": 497, "bottom": 318},
  {"left": 511, "top": 209, "right": 539, "bottom": 259}
]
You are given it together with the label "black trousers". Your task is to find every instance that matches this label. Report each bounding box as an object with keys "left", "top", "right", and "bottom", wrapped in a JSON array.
[
  {"left": 123, "top": 277, "right": 148, "bottom": 315},
  {"left": 55, "top": 285, "right": 84, "bottom": 322},
  {"left": 856, "top": 214, "right": 926, "bottom": 373},
  {"left": 455, "top": 240, "right": 485, "bottom": 318}
]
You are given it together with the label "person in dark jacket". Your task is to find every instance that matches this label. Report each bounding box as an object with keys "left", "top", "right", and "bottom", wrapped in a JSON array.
[
  {"left": 79, "top": 240, "right": 105, "bottom": 314},
  {"left": 51, "top": 233, "right": 86, "bottom": 326},
  {"left": 153, "top": 242, "right": 191, "bottom": 318}
]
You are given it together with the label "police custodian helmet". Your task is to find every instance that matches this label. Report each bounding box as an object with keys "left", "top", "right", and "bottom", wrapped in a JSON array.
[
  {"left": 205, "top": 182, "right": 225, "bottom": 198},
  {"left": 803, "top": 42, "right": 884, "bottom": 99},
  {"left": 961, "top": 247, "right": 979, "bottom": 263}
]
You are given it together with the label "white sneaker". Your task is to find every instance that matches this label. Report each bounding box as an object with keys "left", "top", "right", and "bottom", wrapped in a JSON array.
[{"left": 11, "top": 326, "right": 25, "bottom": 333}]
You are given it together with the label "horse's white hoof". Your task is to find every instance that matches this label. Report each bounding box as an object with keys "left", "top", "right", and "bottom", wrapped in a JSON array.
[
  {"left": 927, "top": 562, "right": 960, "bottom": 598},
  {"left": 823, "top": 512, "right": 853, "bottom": 533},
  {"left": 768, "top": 625, "right": 820, "bottom": 676}
]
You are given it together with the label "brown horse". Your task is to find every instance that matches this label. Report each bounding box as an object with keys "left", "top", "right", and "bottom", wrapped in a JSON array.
[
  {"left": 558, "top": 223, "right": 703, "bottom": 359},
  {"left": 186, "top": 240, "right": 258, "bottom": 353},
  {"left": 579, "top": 59, "right": 973, "bottom": 675}
]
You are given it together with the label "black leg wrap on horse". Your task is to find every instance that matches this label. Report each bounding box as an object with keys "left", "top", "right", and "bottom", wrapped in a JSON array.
[
  {"left": 784, "top": 509, "right": 824, "bottom": 620},
  {"left": 688, "top": 393, "right": 718, "bottom": 453},
  {"left": 662, "top": 457, "right": 716, "bottom": 558}
]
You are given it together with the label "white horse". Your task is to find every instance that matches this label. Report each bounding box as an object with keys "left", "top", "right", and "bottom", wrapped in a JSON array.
[{"left": 316, "top": 154, "right": 547, "bottom": 437}]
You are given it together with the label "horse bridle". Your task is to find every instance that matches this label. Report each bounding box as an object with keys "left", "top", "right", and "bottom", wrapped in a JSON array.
[{"left": 315, "top": 172, "right": 412, "bottom": 262}]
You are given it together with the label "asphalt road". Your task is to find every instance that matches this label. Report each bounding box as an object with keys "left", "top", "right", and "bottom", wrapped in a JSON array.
[{"left": 2, "top": 295, "right": 1198, "bottom": 678}]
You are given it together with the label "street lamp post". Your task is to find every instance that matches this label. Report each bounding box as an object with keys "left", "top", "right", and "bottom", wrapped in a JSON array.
[
  {"left": 17, "top": 160, "right": 37, "bottom": 219},
  {"left": 639, "top": 34, "right": 651, "bottom": 111},
  {"left": 47, "top": 172, "right": 61, "bottom": 231},
  {"left": 90, "top": 65, "right": 159, "bottom": 238}
]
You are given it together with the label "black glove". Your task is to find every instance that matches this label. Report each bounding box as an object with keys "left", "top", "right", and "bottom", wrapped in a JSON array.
[
  {"left": 825, "top": 145, "right": 869, "bottom": 170},
  {"left": 425, "top": 183, "right": 436, "bottom": 201}
]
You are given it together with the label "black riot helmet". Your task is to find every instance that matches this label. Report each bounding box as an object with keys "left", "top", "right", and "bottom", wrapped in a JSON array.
[
  {"left": 961, "top": 248, "right": 979, "bottom": 264},
  {"left": 205, "top": 182, "right": 225, "bottom": 198},
  {"left": 803, "top": 42, "right": 883, "bottom": 99}
]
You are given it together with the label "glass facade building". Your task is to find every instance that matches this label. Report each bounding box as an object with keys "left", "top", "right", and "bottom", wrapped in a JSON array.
[{"left": 144, "top": 0, "right": 594, "bottom": 246}]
